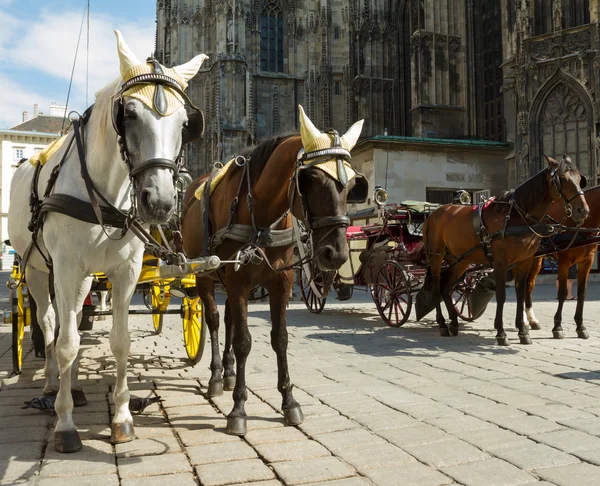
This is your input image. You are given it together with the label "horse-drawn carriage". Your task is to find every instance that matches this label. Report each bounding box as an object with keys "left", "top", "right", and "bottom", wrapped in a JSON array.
[{"left": 298, "top": 188, "right": 493, "bottom": 326}]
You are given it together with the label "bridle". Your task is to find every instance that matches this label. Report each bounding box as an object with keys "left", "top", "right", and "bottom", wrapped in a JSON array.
[
  {"left": 549, "top": 162, "right": 585, "bottom": 220},
  {"left": 111, "top": 58, "right": 204, "bottom": 190},
  {"left": 289, "top": 129, "right": 355, "bottom": 248}
]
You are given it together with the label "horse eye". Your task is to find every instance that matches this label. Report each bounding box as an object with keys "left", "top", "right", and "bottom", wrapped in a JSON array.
[{"left": 124, "top": 107, "right": 137, "bottom": 120}]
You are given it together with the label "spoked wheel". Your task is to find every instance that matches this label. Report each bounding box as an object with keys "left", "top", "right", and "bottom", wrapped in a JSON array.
[
  {"left": 181, "top": 296, "right": 206, "bottom": 365},
  {"left": 12, "top": 284, "right": 29, "bottom": 375},
  {"left": 299, "top": 264, "right": 328, "bottom": 314},
  {"left": 371, "top": 260, "right": 412, "bottom": 327},
  {"left": 145, "top": 284, "right": 171, "bottom": 334},
  {"left": 452, "top": 275, "right": 485, "bottom": 322}
]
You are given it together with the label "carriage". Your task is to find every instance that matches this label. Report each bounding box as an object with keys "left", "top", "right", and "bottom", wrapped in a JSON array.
[{"left": 298, "top": 188, "right": 492, "bottom": 326}]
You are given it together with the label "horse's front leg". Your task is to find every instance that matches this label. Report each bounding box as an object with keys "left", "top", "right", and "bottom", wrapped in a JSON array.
[
  {"left": 427, "top": 259, "right": 449, "bottom": 336},
  {"left": 513, "top": 261, "right": 533, "bottom": 345},
  {"left": 268, "top": 272, "right": 303, "bottom": 426},
  {"left": 52, "top": 266, "right": 87, "bottom": 453},
  {"left": 223, "top": 298, "right": 236, "bottom": 391},
  {"left": 197, "top": 279, "right": 225, "bottom": 397},
  {"left": 107, "top": 265, "right": 140, "bottom": 445},
  {"left": 70, "top": 275, "right": 93, "bottom": 407},
  {"left": 574, "top": 254, "right": 593, "bottom": 339},
  {"left": 525, "top": 257, "right": 542, "bottom": 330},
  {"left": 553, "top": 259, "right": 570, "bottom": 339},
  {"left": 493, "top": 263, "right": 509, "bottom": 346},
  {"left": 225, "top": 290, "right": 252, "bottom": 436},
  {"left": 440, "top": 266, "right": 466, "bottom": 337}
]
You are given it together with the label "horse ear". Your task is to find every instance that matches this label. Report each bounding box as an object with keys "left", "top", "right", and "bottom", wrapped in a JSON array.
[
  {"left": 183, "top": 111, "right": 205, "bottom": 145},
  {"left": 114, "top": 30, "right": 141, "bottom": 78},
  {"left": 173, "top": 54, "right": 209, "bottom": 83},
  {"left": 298, "top": 105, "right": 321, "bottom": 147},
  {"left": 341, "top": 119, "right": 364, "bottom": 150},
  {"left": 544, "top": 154, "right": 559, "bottom": 169}
]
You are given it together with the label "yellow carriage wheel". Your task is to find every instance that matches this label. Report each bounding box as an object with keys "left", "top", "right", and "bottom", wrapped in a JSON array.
[
  {"left": 11, "top": 284, "right": 27, "bottom": 375},
  {"left": 182, "top": 296, "right": 206, "bottom": 365},
  {"left": 150, "top": 284, "right": 171, "bottom": 334}
]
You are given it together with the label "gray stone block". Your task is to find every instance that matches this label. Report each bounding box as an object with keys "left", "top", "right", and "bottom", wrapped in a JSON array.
[{"left": 195, "top": 459, "right": 276, "bottom": 486}]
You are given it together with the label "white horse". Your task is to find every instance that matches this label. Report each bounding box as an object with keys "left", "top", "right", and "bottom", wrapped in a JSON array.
[{"left": 8, "top": 30, "right": 207, "bottom": 453}]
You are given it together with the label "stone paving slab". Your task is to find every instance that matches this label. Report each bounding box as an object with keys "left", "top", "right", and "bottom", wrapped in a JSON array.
[{"left": 5, "top": 282, "right": 600, "bottom": 484}]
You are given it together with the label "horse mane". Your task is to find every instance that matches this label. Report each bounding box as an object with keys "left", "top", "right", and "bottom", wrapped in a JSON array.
[
  {"left": 87, "top": 76, "right": 122, "bottom": 160},
  {"left": 495, "top": 157, "right": 579, "bottom": 212},
  {"left": 241, "top": 133, "right": 297, "bottom": 187}
]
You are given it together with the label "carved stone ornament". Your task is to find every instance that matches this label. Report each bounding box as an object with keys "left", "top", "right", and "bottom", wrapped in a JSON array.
[{"left": 517, "top": 110, "right": 529, "bottom": 134}]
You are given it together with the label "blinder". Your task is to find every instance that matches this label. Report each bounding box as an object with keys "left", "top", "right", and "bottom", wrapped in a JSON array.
[
  {"left": 111, "top": 57, "right": 205, "bottom": 184},
  {"left": 347, "top": 174, "right": 369, "bottom": 204}
]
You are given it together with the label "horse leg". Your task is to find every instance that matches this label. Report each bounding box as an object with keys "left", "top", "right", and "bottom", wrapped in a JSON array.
[
  {"left": 428, "top": 258, "right": 449, "bottom": 336},
  {"left": 493, "top": 263, "right": 510, "bottom": 346},
  {"left": 52, "top": 266, "right": 87, "bottom": 453},
  {"left": 225, "top": 290, "right": 252, "bottom": 436},
  {"left": 25, "top": 267, "right": 59, "bottom": 396},
  {"left": 574, "top": 254, "right": 593, "bottom": 339},
  {"left": 513, "top": 261, "right": 533, "bottom": 345},
  {"left": 70, "top": 276, "right": 93, "bottom": 407},
  {"left": 525, "top": 257, "right": 542, "bottom": 330},
  {"left": 197, "top": 279, "right": 224, "bottom": 397},
  {"left": 223, "top": 298, "right": 236, "bottom": 390},
  {"left": 106, "top": 266, "right": 138, "bottom": 445},
  {"left": 553, "top": 260, "right": 570, "bottom": 339},
  {"left": 268, "top": 272, "right": 303, "bottom": 426},
  {"left": 440, "top": 265, "right": 468, "bottom": 337}
]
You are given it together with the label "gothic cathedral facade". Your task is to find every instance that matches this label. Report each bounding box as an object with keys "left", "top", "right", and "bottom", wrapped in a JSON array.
[{"left": 155, "top": 0, "right": 505, "bottom": 177}]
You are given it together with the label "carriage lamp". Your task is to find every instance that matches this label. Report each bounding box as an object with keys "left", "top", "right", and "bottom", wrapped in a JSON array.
[
  {"left": 178, "top": 168, "right": 193, "bottom": 192},
  {"left": 373, "top": 186, "right": 389, "bottom": 207}
]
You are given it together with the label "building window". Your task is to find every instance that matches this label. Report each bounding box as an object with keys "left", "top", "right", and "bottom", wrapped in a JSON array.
[
  {"left": 534, "top": 0, "right": 553, "bottom": 35},
  {"left": 334, "top": 26, "right": 340, "bottom": 40},
  {"left": 34, "top": 147, "right": 43, "bottom": 155},
  {"left": 539, "top": 82, "right": 592, "bottom": 180},
  {"left": 14, "top": 148, "right": 24, "bottom": 160},
  {"left": 260, "top": 0, "right": 284, "bottom": 73},
  {"left": 334, "top": 81, "right": 342, "bottom": 96},
  {"left": 563, "top": 0, "right": 590, "bottom": 29}
]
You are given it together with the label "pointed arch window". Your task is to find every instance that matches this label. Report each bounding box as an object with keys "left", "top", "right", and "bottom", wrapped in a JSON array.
[
  {"left": 260, "top": 0, "right": 284, "bottom": 73},
  {"left": 539, "top": 82, "right": 592, "bottom": 179}
]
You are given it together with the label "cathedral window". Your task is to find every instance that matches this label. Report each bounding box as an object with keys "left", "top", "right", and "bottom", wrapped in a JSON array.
[
  {"left": 534, "top": 0, "right": 552, "bottom": 35},
  {"left": 563, "top": 0, "right": 590, "bottom": 29},
  {"left": 260, "top": 0, "right": 284, "bottom": 73}
]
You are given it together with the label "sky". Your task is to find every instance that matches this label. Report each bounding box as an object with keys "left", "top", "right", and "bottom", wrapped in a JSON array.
[{"left": 0, "top": 0, "right": 156, "bottom": 128}]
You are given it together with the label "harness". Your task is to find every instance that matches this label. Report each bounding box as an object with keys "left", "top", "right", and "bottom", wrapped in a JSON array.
[
  {"left": 200, "top": 129, "right": 358, "bottom": 273},
  {"left": 471, "top": 164, "right": 584, "bottom": 265},
  {"left": 21, "top": 58, "right": 202, "bottom": 282}
]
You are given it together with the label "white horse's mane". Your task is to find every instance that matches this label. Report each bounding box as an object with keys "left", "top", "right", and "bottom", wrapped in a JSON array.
[{"left": 87, "top": 76, "right": 122, "bottom": 160}]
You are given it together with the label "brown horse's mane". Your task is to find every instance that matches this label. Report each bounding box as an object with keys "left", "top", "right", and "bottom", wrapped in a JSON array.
[
  {"left": 494, "top": 158, "right": 580, "bottom": 213},
  {"left": 240, "top": 132, "right": 298, "bottom": 187}
]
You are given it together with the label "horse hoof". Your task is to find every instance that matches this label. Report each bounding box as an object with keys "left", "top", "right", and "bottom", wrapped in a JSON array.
[
  {"left": 43, "top": 390, "right": 58, "bottom": 398},
  {"left": 439, "top": 328, "right": 450, "bottom": 337},
  {"left": 496, "top": 336, "right": 510, "bottom": 346},
  {"left": 449, "top": 325, "right": 459, "bottom": 337},
  {"left": 226, "top": 416, "right": 247, "bottom": 436},
  {"left": 577, "top": 329, "right": 590, "bottom": 339},
  {"left": 553, "top": 330, "right": 564, "bottom": 340},
  {"left": 223, "top": 376, "right": 236, "bottom": 391},
  {"left": 284, "top": 407, "right": 304, "bottom": 426},
  {"left": 54, "top": 430, "right": 82, "bottom": 453},
  {"left": 529, "top": 322, "right": 541, "bottom": 331},
  {"left": 71, "top": 388, "right": 88, "bottom": 407},
  {"left": 207, "top": 380, "right": 224, "bottom": 397},
  {"left": 519, "top": 334, "right": 532, "bottom": 345},
  {"left": 111, "top": 422, "right": 135, "bottom": 444}
]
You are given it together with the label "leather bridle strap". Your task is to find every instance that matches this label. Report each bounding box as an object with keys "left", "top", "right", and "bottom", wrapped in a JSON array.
[{"left": 129, "top": 158, "right": 180, "bottom": 178}]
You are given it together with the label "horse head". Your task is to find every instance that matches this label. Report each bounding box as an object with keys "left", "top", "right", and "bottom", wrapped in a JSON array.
[
  {"left": 113, "top": 30, "right": 207, "bottom": 224},
  {"left": 295, "top": 105, "right": 368, "bottom": 271},
  {"left": 544, "top": 154, "right": 589, "bottom": 224}
]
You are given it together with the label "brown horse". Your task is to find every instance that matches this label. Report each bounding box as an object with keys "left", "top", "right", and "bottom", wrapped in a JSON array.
[
  {"left": 524, "top": 185, "right": 598, "bottom": 339},
  {"left": 422, "top": 155, "right": 589, "bottom": 345},
  {"left": 180, "top": 105, "right": 367, "bottom": 435}
]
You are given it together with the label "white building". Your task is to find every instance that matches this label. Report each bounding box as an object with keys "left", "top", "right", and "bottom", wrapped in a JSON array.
[{"left": 0, "top": 105, "right": 63, "bottom": 269}]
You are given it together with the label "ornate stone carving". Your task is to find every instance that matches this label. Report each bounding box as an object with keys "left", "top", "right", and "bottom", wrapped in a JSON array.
[
  {"left": 528, "top": 29, "right": 591, "bottom": 61},
  {"left": 517, "top": 110, "right": 529, "bottom": 134},
  {"left": 540, "top": 83, "right": 587, "bottom": 127},
  {"left": 553, "top": 0, "right": 562, "bottom": 33}
]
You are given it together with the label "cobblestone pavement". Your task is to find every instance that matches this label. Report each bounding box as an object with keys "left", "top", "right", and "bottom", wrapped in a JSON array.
[{"left": 3, "top": 275, "right": 600, "bottom": 485}]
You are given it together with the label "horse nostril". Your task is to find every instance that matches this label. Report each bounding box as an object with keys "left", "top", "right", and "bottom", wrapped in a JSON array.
[
  {"left": 323, "top": 246, "right": 334, "bottom": 263},
  {"left": 141, "top": 190, "right": 151, "bottom": 209}
]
